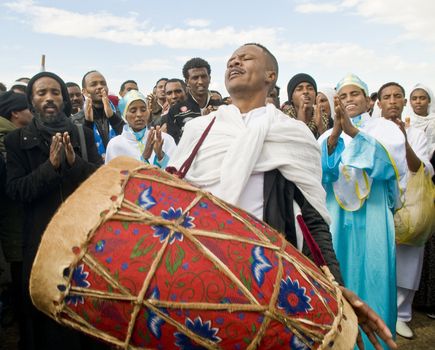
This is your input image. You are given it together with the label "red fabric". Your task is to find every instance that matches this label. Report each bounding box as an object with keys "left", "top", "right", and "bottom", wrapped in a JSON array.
[{"left": 63, "top": 167, "right": 339, "bottom": 349}]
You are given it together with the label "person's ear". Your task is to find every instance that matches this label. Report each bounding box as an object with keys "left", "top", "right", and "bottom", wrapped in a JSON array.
[
  {"left": 265, "top": 70, "right": 276, "bottom": 84},
  {"left": 10, "top": 110, "right": 18, "bottom": 121},
  {"left": 404, "top": 98, "right": 407, "bottom": 106}
]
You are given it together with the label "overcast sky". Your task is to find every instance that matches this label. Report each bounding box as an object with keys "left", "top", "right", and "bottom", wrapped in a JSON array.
[{"left": 1, "top": 0, "right": 434, "bottom": 103}]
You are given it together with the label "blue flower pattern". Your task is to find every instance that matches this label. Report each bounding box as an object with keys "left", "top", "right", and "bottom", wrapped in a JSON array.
[
  {"left": 152, "top": 207, "right": 195, "bottom": 244},
  {"left": 65, "top": 264, "right": 90, "bottom": 306},
  {"left": 251, "top": 246, "right": 273, "bottom": 287},
  {"left": 147, "top": 287, "right": 165, "bottom": 339},
  {"left": 290, "top": 335, "right": 312, "bottom": 350},
  {"left": 278, "top": 276, "right": 313, "bottom": 314},
  {"left": 138, "top": 186, "right": 157, "bottom": 210},
  {"left": 175, "top": 316, "right": 221, "bottom": 349}
]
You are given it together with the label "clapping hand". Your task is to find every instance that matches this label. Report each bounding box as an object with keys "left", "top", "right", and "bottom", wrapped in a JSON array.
[
  {"left": 49, "top": 132, "right": 76, "bottom": 169},
  {"left": 142, "top": 127, "right": 155, "bottom": 161},
  {"left": 83, "top": 93, "right": 93, "bottom": 122},
  {"left": 153, "top": 126, "right": 165, "bottom": 161},
  {"left": 101, "top": 89, "right": 114, "bottom": 118},
  {"left": 297, "top": 94, "right": 312, "bottom": 124},
  {"left": 334, "top": 96, "right": 359, "bottom": 138},
  {"left": 314, "top": 95, "right": 326, "bottom": 135},
  {"left": 49, "top": 133, "right": 63, "bottom": 169},
  {"left": 63, "top": 132, "right": 75, "bottom": 166}
]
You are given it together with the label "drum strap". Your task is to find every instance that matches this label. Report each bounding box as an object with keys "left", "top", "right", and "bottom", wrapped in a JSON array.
[
  {"left": 166, "top": 116, "right": 216, "bottom": 179},
  {"left": 296, "top": 214, "right": 327, "bottom": 267}
]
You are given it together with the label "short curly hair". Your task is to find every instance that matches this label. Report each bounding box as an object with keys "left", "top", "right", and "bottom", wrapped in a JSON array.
[{"left": 182, "top": 58, "right": 211, "bottom": 80}]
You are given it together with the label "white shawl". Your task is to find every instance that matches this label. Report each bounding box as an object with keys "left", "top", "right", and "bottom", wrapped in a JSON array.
[{"left": 169, "top": 104, "right": 331, "bottom": 224}]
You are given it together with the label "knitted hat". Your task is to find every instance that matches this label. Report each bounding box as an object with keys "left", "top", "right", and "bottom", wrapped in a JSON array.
[
  {"left": 287, "top": 73, "right": 317, "bottom": 102},
  {"left": 27, "top": 72, "right": 72, "bottom": 117},
  {"left": 0, "top": 91, "right": 29, "bottom": 119}
]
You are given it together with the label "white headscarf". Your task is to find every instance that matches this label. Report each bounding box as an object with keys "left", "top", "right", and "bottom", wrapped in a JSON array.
[
  {"left": 407, "top": 83, "right": 435, "bottom": 154},
  {"left": 318, "top": 86, "right": 336, "bottom": 120}
]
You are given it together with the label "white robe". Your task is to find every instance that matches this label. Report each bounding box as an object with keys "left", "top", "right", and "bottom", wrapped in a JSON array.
[
  {"left": 169, "top": 103, "right": 331, "bottom": 225},
  {"left": 105, "top": 125, "right": 177, "bottom": 166},
  {"left": 396, "top": 126, "right": 434, "bottom": 291}
]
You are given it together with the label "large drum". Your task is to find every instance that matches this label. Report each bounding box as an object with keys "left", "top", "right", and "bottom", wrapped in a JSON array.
[{"left": 30, "top": 157, "right": 357, "bottom": 349}]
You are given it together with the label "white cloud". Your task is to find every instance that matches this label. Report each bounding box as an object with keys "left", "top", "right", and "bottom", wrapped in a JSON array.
[
  {"left": 4, "top": 0, "right": 279, "bottom": 50},
  {"left": 271, "top": 41, "right": 434, "bottom": 93},
  {"left": 184, "top": 19, "right": 211, "bottom": 28},
  {"left": 294, "top": 0, "right": 435, "bottom": 45},
  {"left": 355, "top": 0, "right": 435, "bottom": 44}
]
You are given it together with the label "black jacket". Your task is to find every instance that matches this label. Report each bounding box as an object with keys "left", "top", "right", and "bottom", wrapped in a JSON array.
[
  {"left": 166, "top": 93, "right": 212, "bottom": 144},
  {"left": 5, "top": 121, "right": 102, "bottom": 276},
  {"left": 263, "top": 169, "right": 343, "bottom": 285}
]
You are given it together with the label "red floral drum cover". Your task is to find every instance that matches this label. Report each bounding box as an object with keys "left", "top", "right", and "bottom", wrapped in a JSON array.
[{"left": 30, "top": 157, "right": 357, "bottom": 350}]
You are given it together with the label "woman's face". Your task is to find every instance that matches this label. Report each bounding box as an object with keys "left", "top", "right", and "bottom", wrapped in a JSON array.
[
  {"left": 410, "top": 88, "right": 430, "bottom": 117},
  {"left": 317, "top": 92, "right": 331, "bottom": 116},
  {"left": 126, "top": 100, "right": 149, "bottom": 131}
]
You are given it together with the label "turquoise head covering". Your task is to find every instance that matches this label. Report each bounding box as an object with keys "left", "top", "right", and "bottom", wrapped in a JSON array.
[
  {"left": 336, "top": 74, "right": 369, "bottom": 96},
  {"left": 119, "top": 90, "right": 147, "bottom": 122}
]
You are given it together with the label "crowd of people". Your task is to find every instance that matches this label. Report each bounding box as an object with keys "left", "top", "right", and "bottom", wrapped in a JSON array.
[{"left": 0, "top": 43, "right": 434, "bottom": 350}]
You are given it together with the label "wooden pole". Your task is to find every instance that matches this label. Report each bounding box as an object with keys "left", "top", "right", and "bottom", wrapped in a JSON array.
[{"left": 40, "top": 54, "right": 46, "bottom": 72}]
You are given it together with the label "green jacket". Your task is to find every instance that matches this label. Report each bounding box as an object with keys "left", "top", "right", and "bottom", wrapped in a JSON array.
[{"left": 0, "top": 116, "right": 17, "bottom": 156}]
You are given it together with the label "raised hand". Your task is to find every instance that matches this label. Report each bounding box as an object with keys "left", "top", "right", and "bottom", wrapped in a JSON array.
[
  {"left": 49, "top": 133, "right": 63, "bottom": 169},
  {"left": 84, "top": 93, "right": 94, "bottom": 122},
  {"left": 153, "top": 125, "right": 165, "bottom": 161},
  {"left": 340, "top": 287, "right": 397, "bottom": 350},
  {"left": 146, "top": 93, "right": 155, "bottom": 112},
  {"left": 63, "top": 132, "right": 76, "bottom": 166},
  {"left": 314, "top": 95, "right": 326, "bottom": 135},
  {"left": 296, "top": 94, "right": 311, "bottom": 124},
  {"left": 142, "top": 127, "right": 155, "bottom": 161},
  {"left": 101, "top": 89, "right": 114, "bottom": 118},
  {"left": 327, "top": 96, "right": 343, "bottom": 154},
  {"left": 335, "top": 96, "right": 359, "bottom": 138}
]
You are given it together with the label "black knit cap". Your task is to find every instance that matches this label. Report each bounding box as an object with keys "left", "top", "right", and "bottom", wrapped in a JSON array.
[
  {"left": 0, "top": 91, "right": 29, "bottom": 119},
  {"left": 287, "top": 73, "right": 317, "bottom": 102},
  {"left": 27, "top": 71, "right": 72, "bottom": 117}
]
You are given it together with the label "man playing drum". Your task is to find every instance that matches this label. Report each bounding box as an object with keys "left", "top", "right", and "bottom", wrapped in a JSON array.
[{"left": 169, "top": 43, "right": 397, "bottom": 350}]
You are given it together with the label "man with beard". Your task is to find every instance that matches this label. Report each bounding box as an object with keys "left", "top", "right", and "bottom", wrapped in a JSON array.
[
  {"left": 5, "top": 72, "right": 104, "bottom": 350},
  {"left": 72, "top": 70, "right": 124, "bottom": 159},
  {"left": 170, "top": 44, "right": 397, "bottom": 350},
  {"left": 66, "top": 82, "right": 83, "bottom": 115},
  {"left": 166, "top": 57, "right": 213, "bottom": 143}
]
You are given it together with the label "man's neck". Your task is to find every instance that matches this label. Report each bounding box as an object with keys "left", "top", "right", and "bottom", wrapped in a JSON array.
[{"left": 190, "top": 92, "right": 209, "bottom": 109}]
